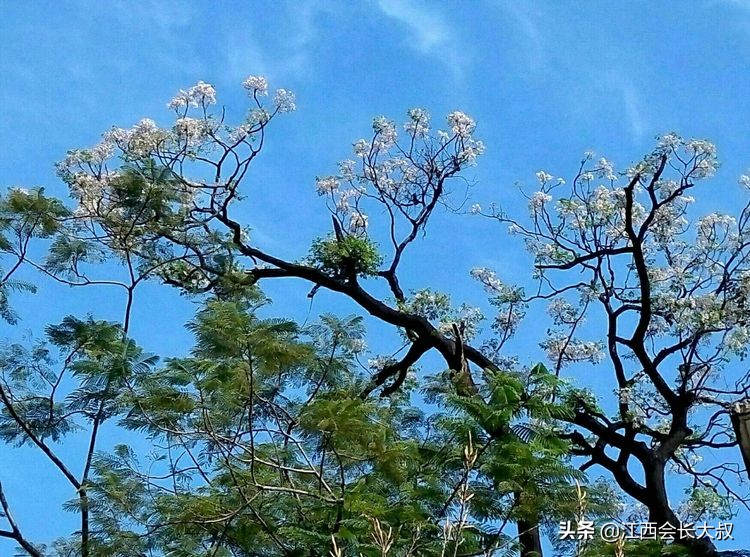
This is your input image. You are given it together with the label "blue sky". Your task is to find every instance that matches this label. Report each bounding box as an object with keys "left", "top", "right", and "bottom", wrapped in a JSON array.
[{"left": 2, "top": 0, "right": 750, "bottom": 553}]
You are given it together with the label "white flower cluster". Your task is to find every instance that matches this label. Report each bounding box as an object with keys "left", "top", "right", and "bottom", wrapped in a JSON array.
[
  {"left": 535, "top": 171, "right": 553, "bottom": 184},
  {"left": 456, "top": 138, "right": 485, "bottom": 164},
  {"left": 594, "top": 157, "right": 617, "bottom": 181},
  {"left": 447, "top": 111, "right": 475, "bottom": 138},
  {"left": 173, "top": 117, "right": 210, "bottom": 146},
  {"left": 58, "top": 75, "right": 298, "bottom": 221},
  {"left": 656, "top": 133, "right": 718, "bottom": 178},
  {"left": 315, "top": 176, "right": 339, "bottom": 196},
  {"left": 349, "top": 338, "right": 368, "bottom": 354},
  {"left": 696, "top": 213, "right": 737, "bottom": 248},
  {"left": 401, "top": 289, "right": 484, "bottom": 341},
  {"left": 242, "top": 75, "right": 268, "bottom": 96},
  {"left": 273, "top": 88, "right": 296, "bottom": 112},
  {"left": 470, "top": 268, "right": 526, "bottom": 339},
  {"left": 529, "top": 191, "right": 552, "bottom": 212},
  {"left": 316, "top": 107, "right": 482, "bottom": 237},
  {"left": 547, "top": 298, "right": 579, "bottom": 325},
  {"left": 349, "top": 212, "right": 368, "bottom": 232},
  {"left": 405, "top": 108, "right": 430, "bottom": 137},
  {"left": 368, "top": 356, "right": 396, "bottom": 372},
  {"left": 334, "top": 187, "right": 363, "bottom": 214},
  {"left": 372, "top": 116, "right": 398, "bottom": 150},
  {"left": 167, "top": 80, "right": 217, "bottom": 110},
  {"left": 471, "top": 267, "right": 510, "bottom": 295},
  {"left": 540, "top": 334, "right": 604, "bottom": 367}
]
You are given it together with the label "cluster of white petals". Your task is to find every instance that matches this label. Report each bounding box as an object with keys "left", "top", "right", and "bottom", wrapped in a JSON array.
[
  {"left": 404, "top": 108, "right": 430, "bottom": 137},
  {"left": 316, "top": 107, "right": 481, "bottom": 236},
  {"left": 372, "top": 116, "right": 398, "bottom": 150},
  {"left": 547, "top": 298, "right": 579, "bottom": 325},
  {"left": 471, "top": 267, "right": 508, "bottom": 294},
  {"left": 596, "top": 157, "right": 617, "bottom": 181},
  {"left": 541, "top": 335, "right": 604, "bottom": 366},
  {"left": 315, "top": 176, "right": 339, "bottom": 196},
  {"left": 58, "top": 75, "right": 296, "bottom": 224},
  {"left": 402, "top": 289, "right": 484, "bottom": 341},
  {"left": 349, "top": 212, "right": 368, "bottom": 232},
  {"left": 535, "top": 171, "right": 553, "bottom": 184},
  {"left": 447, "top": 111, "right": 475, "bottom": 138},
  {"left": 167, "top": 80, "right": 217, "bottom": 110},
  {"left": 242, "top": 75, "right": 268, "bottom": 96},
  {"left": 273, "top": 89, "right": 296, "bottom": 112},
  {"left": 529, "top": 191, "right": 552, "bottom": 212}
]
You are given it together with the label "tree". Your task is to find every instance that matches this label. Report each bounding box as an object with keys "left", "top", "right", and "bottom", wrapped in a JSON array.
[
  {"left": 1, "top": 75, "right": 747, "bottom": 556},
  {"left": 0, "top": 224, "right": 600, "bottom": 555},
  {"left": 474, "top": 141, "right": 750, "bottom": 556}
]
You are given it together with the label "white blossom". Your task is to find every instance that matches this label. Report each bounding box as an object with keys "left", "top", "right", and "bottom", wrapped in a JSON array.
[
  {"left": 657, "top": 132, "right": 681, "bottom": 152},
  {"left": 470, "top": 267, "right": 506, "bottom": 293},
  {"left": 349, "top": 338, "right": 367, "bottom": 353},
  {"left": 529, "top": 191, "right": 552, "bottom": 211},
  {"left": 372, "top": 116, "right": 397, "bottom": 149},
  {"left": 191, "top": 81, "right": 216, "bottom": 105},
  {"left": 618, "top": 387, "right": 632, "bottom": 405},
  {"left": 547, "top": 298, "right": 578, "bottom": 325},
  {"left": 685, "top": 139, "right": 716, "bottom": 157},
  {"left": 353, "top": 139, "right": 370, "bottom": 157},
  {"left": 696, "top": 213, "right": 736, "bottom": 248},
  {"left": 338, "top": 159, "right": 356, "bottom": 181},
  {"left": 368, "top": 356, "right": 395, "bottom": 372},
  {"left": 446, "top": 111, "right": 475, "bottom": 138},
  {"left": 349, "top": 212, "right": 368, "bottom": 231},
  {"left": 168, "top": 81, "right": 217, "bottom": 109},
  {"left": 458, "top": 140, "right": 485, "bottom": 164},
  {"left": 535, "top": 171, "right": 553, "bottom": 184},
  {"left": 597, "top": 157, "right": 617, "bottom": 181},
  {"left": 315, "top": 176, "right": 339, "bottom": 196},
  {"left": 404, "top": 108, "right": 430, "bottom": 137},
  {"left": 242, "top": 75, "right": 268, "bottom": 96},
  {"left": 173, "top": 117, "right": 206, "bottom": 145},
  {"left": 102, "top": 127, "right": 131, "bottom": 147},
  {"left": 541, "top": 335, "right": 604, "bottom": 366},
  {"left": 694, "top": 156, "right": 718, "bottom": 178},
  {"left": 273, "top": 89, "right": 296, "bottom": 112},
  {"left": 128, "top": 118, "right": 166, "bottom": 158}
]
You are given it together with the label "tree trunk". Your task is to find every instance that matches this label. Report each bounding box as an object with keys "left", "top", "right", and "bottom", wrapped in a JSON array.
[
  {"left": 517, "top": 516, "right": 543, "bottom": 557},
  {"left": 645, "top": 462, "right": 718, "bottom": 557}
]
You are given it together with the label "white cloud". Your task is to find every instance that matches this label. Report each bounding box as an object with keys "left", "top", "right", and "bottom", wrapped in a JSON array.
[
  {"left": 498, "top": 1, "right": 546, "bottom": 72},
  {"left": 620, "top": 80, "right": 646, "bottom": 143},
  {"left": 224, "top": 1, "right": 338, "bottom": 84},
  {"left": 374, "top": 0, "right": 467, "bottom": 81}
]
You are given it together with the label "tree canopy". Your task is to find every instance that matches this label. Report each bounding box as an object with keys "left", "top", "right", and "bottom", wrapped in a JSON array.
[{"left": 0, "top": 76, "right": 748, "bottom": 557}]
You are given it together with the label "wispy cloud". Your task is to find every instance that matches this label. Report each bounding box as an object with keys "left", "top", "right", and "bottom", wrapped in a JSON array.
[
  {"left": 374, "top": 0, "right": 468, "bottom": 81},
  {"left": 620, "top": 81, "right": 646, "bottom": 143},
  {"left": 605, "top": 72, "right": 648, "bottom": 144},
  {"left": 224, "top": 1, "right": 336, "bottom": 84},
  {"left": 498, "top": 1, "right": 546, "bottom": 72}
]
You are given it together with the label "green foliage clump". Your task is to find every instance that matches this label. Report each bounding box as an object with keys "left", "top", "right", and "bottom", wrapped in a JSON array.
[{"left": 309, "top": 234, "right": 382, "bottom": 278}]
